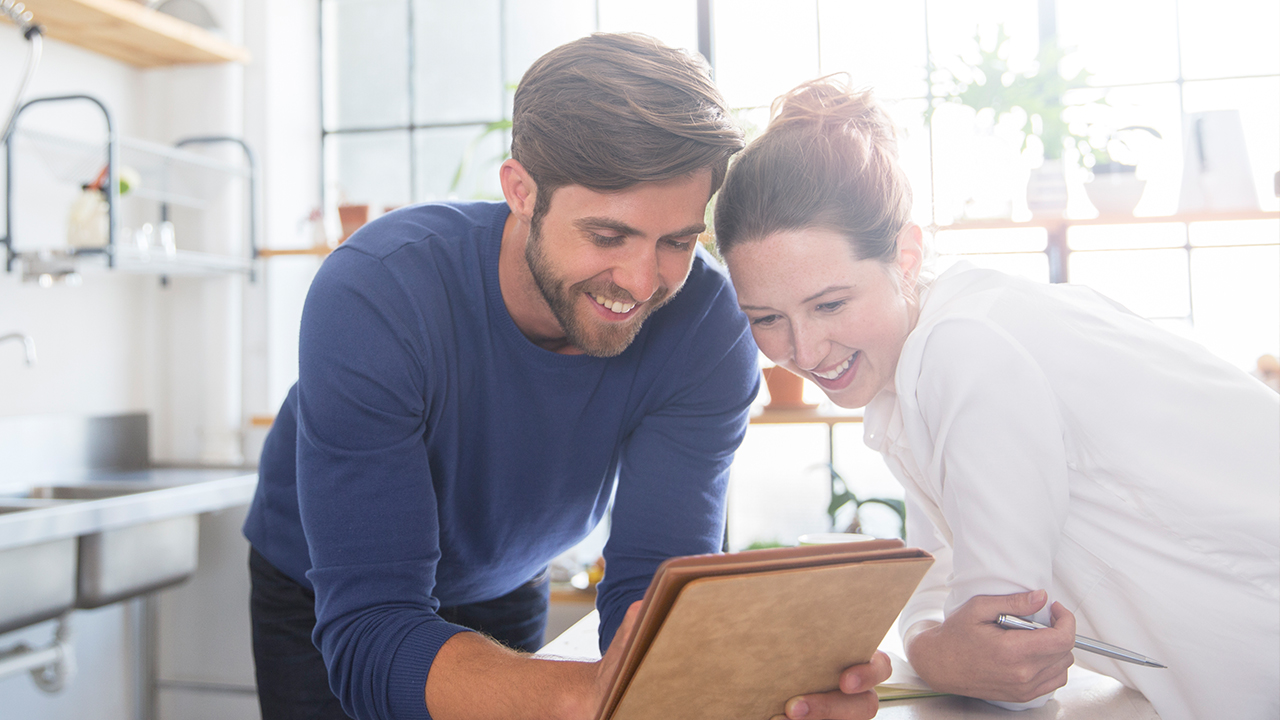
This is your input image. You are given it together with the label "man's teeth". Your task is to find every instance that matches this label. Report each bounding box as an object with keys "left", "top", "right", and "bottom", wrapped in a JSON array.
[
  {"left": 812, "top": 353, "right": 855, "bottom": 380},
  {"left": 593, "top": 294, "right": 636, "bottom": 314}
]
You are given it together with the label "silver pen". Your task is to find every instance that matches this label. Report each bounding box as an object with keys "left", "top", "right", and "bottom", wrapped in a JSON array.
[{"left": 995, "top": 614, "right": 1167, "bottom": 668}]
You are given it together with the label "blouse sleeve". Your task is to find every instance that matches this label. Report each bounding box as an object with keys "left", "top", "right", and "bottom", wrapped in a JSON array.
[
  {"left": 912, "top": 317, "right": 1071, "bottom": 626},
  {"left": 898, "top": 494, "right": 952, "bottom": 637}
]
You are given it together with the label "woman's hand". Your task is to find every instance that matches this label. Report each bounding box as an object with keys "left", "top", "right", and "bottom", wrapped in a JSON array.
[
  {"left": 769, "top": 651, "right": 893, "bottom": 720},
  {"left": 904, "top": 590, "right": 1075, "bottom": 704}
]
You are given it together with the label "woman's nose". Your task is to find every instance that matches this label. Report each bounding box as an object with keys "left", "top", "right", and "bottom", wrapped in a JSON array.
[{"left": 790, "top": 320, "right": 827, "bottom": 371}]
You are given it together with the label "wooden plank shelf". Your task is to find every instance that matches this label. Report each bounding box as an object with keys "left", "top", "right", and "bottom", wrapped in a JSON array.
[{"left": 12, "top": 0, "right": 250, "bottom": 67}]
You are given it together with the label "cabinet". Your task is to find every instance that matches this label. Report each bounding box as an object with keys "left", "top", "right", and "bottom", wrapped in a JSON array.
[
  {"left": 12, "top": 0, "right": 250, "bottom": 67},
  {"left": 2, "top": 94, "right": 259, "bottom": 282}
]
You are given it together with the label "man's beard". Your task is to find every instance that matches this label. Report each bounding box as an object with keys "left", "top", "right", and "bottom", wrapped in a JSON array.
[{"left": 524, "top": 215, "right": 674, "bottom": 357}]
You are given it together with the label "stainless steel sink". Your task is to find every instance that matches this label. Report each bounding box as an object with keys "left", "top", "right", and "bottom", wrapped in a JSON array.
[
  {"left": 0, "top": 505, "right": 77, "bottom": 634},
  {"left": 76, "top": 512, "right": 199, "bottom": 608},
  {"left": 0, "top": 415, "right": 254, "bottom": 638},
  {"left": 23, "top": 483, "right": 153, "bottom": 500},
  {"left": 6, "top": 485, "right": 200, "bottom": 609}
]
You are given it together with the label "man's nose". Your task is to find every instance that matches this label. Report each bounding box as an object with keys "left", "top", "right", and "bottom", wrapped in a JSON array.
[{"left": 610, "top": 242, "right": 659, "bottom": 303}]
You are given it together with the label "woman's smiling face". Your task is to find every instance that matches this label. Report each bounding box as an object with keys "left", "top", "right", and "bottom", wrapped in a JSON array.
[{"left": 725, "top": 226, "right": 923, "bottom": 409}]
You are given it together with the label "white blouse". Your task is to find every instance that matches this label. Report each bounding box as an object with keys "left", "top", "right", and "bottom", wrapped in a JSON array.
[{"left": 864, "top": 262, "right": 1279, "bottom": 720}]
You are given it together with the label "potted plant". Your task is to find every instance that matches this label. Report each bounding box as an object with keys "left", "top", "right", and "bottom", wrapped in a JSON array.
[
  {"left": 824, "top": 464, "right": 906, "bottom": 538},
  {"left": 1080, "top": 125, "right": 1162, "bottom": 216},
  {"left": 929, "top": 25, "right": 1103, "bottom": 215}
]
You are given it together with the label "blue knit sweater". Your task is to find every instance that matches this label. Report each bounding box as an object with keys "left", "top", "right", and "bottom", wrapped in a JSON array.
[{"left": 243, "top": 201, "right": 759, "bottom": 720}]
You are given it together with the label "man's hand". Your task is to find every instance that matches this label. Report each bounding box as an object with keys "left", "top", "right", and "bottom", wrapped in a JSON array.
[
  {"left": 904, "top": 590, "right": 1075, "bottom": 703},
  {"left": 591, "top": 601, "right": 644, "bottom": 714},
  {"left": 425, "top": 601, "right": 644, "bottom": 720},
  {"left": 768, "top": 651, "right": 893, "bottom": 720}
]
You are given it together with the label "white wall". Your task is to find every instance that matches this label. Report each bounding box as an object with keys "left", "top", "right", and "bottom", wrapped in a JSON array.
[{"left": 0, "top": 0, "right": 320, "bottom": 716}]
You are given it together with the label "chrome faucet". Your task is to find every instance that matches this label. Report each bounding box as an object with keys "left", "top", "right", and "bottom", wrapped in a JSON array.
[{"left": 0, "top": 332, "right": 37, "bottom": 366}]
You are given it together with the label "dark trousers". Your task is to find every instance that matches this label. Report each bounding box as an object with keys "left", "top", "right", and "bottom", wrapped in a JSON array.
[{"left": 248, "top": 546, "right": 551, "bottom": 720}]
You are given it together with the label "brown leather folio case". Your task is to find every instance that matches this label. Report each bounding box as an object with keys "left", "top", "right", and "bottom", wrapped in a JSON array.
[{"left": 595, "top": 539, "right": 933, "bottom": 720}]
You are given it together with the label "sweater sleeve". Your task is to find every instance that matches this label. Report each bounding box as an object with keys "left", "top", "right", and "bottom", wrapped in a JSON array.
[
  {"left": 296, "top": 248, "right": 468, "bottom": 720},
  {"left": 913, "top": 317, "right": 1070, "bottom": 625},
  {"left": 594, "top": 311, "right": 760, "bottom": 651}
]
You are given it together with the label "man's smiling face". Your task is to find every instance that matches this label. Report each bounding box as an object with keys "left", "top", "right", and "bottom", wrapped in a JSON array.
[{"left": 523, "top": 170, "right": 713, "bottom": 357}]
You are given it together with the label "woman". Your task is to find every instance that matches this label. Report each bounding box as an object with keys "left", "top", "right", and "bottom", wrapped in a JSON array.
[{"left": 714, "top": 77, "right": 1279, "bottom": 720}]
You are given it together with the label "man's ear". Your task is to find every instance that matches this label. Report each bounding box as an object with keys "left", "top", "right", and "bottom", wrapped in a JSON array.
[{"left": 500, "top": 158, "right": 537, "bottom": 221}]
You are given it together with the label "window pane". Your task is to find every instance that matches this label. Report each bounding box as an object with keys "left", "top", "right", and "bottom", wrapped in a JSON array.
[
  {"left": 1189, "top": 245, "right": 1280, "bottom": 371},
  {"left": 818, "top": 0, "right": 928, "bottom": 99},
  {"left": 322, "top": 0, "right": 410, "bottom": 130},
  {"left": 413, "top": 0, "right": 503, "bottom": 124},
  {"left": 325, "top": 131, "right": 412, "bottom": 210},
  {"left": 1179, "top": 0, "right": 1280, "bottom": 80},
  {"left": 503, "top": 0, "right": 597, "bottom": 90},
  {"left": 929, "top": 101, "right": 1028, "bottom": 223},
  {"left": 1068, "top": 222, "right": 1185, "bottom": 251},
  {"left": 890, "top": 98, "right": 934, "bottom": 227},
  {"left": 599, "top": 0, "right": 700, "bottom": 54},
  {"left": 1069, "top": 248, "right": 1190, "bottom": 318},
  {"left": 728, "top": 424, "right": 831, "bottom": 549},
  {"left": 1189, "top": 219, "right": 1280, "bottom": 247},
  {"left": 934, "top": 252, "right": 1050, "bottom": 283},
  {"left": 926, "top": 1, "right": 1038, "bottom": 75},
  {"left": 1181, "top": 78, "right": 1280, "bottom": 212},
  {"left": 414, "top": 125, "right": 505, "bottom": 203},
  {"left": 1056, "top": 0, "right": 1179, "bottom": 86},
  {"left": 934, "top": 227, "right": 1047, "bottom": 254},
  {"left": 714, "top": 0, "right": 821, "bottom": 109}
]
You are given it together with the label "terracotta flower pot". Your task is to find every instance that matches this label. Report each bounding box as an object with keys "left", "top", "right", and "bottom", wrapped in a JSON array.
[
  {"left": 762, "top": 366, "right": 813, "bottom": 409},
  {"left": 337, "top": 204, "right": 370, "bottom": 244}
]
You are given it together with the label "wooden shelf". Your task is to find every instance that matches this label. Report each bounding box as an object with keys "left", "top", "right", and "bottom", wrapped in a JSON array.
[
  {"left": 256, "top": 244, "right": 335, "bottom": 259},
  {"left": 934, "top": 209, "right": 1280, "bottom": 233},
  {"left": 15, "top": 0, "right": 250, "bottom": 67},
  {"left": 750, "top": 405, "right": 864, "bottom": 426}
]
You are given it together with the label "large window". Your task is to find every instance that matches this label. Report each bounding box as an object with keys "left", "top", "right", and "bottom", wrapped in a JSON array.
[{"left": 320, "top": 0, "right": 1279, "bottom": 549}]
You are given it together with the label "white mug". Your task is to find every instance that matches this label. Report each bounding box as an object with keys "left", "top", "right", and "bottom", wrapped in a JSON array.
[{"left": 797, "top": 532, "right": 874, "bottom": 546}]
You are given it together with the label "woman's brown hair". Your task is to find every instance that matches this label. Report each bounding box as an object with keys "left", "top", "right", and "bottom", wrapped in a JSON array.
[
  {"left": 512, "top": 32, "right": 744, "bottom": 220},
  {"left": 714, "top": 76, "right": 912, "bottom": 264}
]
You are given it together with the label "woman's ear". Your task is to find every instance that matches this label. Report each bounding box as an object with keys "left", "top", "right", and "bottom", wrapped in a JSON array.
[
  {"left": 499, "top": 158, "right": 537, "bottom": 221},
  {"left": 896, "top": 223, "right": 925, "bottom": 286}
]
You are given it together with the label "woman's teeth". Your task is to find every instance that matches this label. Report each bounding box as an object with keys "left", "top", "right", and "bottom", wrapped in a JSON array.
[
  {"left": 812, "top": 353, "right": 855, "bottom": 380},
  {"left": 593, "top": 294, "right": 636, "bottom": 314}
]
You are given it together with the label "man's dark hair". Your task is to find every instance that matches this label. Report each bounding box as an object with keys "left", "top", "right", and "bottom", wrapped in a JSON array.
[{"left": 512, "top": 32, "right": 744, "bottom": 219}]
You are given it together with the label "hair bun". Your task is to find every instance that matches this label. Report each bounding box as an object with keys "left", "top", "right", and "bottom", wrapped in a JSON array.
[{"left": 766, "top": 74, "right": 899, "bottom": 160}]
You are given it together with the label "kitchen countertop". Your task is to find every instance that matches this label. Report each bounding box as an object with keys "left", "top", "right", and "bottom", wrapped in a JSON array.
[{"left": 0, "top": 466, "right": 258, "bottom": 551}]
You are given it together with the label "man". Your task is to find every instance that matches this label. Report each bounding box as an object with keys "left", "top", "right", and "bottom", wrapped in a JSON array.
[{"left": 244, "top": 33, "right": 890, "bottom": 720}]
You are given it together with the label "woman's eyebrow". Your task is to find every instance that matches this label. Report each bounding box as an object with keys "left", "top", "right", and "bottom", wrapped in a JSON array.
[
  {"left": 802, "top": 285, "right": 853, "bottom": 303},
  {"left": 739, "top": 285, "right": 854, "bottom": 312}
]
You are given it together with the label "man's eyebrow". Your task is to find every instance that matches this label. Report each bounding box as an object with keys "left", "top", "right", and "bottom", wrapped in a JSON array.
[{"left": 574, "top": 217, "right": 706, "bottom": 239}]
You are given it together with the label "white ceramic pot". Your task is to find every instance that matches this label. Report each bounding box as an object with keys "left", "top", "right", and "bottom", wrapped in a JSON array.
[{"left": 1086, "top": 171, "right": 1147, "bottom": 216}]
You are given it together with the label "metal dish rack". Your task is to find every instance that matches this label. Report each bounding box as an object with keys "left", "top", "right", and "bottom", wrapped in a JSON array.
[{"left": 2, "top": 93, "right": 259, "bottom": 282}]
